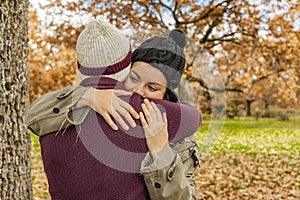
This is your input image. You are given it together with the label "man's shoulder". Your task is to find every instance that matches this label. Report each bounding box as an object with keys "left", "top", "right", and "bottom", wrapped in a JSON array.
[
  {"left": 27, "top": 86, "right": 88, "bottom": 136},
  {"left": 28, "top": 86, "right": 78, "bottom": 117}
]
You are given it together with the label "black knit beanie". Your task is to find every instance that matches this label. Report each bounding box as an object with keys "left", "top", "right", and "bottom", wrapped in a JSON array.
[{"left": 132, "top": 29, "right": 186, "bottom": 91}]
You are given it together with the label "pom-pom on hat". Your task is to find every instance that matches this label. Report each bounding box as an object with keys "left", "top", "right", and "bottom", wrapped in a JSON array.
[
  {"left": 76, "top": 19, "right": 132, "bottom": 81},
  {"left": 131, "top": 29, "right": 186, "bottom": 90}
]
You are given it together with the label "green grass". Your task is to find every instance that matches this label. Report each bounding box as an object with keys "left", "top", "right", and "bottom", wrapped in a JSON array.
[
  {"left": 31, "top": 119, "right": 300, "bottom": 199},
  {"left": 31, "top": 119, "right": 300, "bottom": 156},
  {"left": 196, "top": 119, "right": 300, "bottom": 156},
  {"left": 31, "top": 133, "right": 40, "bottom": 149}
]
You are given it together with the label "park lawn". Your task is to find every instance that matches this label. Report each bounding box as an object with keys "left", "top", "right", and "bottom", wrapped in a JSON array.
[
  {"left": 195, "top": 119, "right": 300, "bottom": 199},
  {"left": 31, "top": 119, "right": 300, "bottom": 199},
  {"left": 196, "top": 119, "right": 300, "bottom": 156}
]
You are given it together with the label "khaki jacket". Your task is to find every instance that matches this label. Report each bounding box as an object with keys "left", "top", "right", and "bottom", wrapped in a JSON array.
[{"left": 27, "top": 86, "right": 201, "bottom": 200}]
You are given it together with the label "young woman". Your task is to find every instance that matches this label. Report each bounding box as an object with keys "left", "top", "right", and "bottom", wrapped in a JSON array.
[{"left": 28, "top": 19, "right": 201, "bottom": 199}]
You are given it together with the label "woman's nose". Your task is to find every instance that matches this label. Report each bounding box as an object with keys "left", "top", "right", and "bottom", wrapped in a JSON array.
[{"left": 133, "top": 85, "right": 144, "bottom": 96}]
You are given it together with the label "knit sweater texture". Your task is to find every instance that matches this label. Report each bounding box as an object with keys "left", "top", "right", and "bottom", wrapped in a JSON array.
[{"left": 40, "top": 76, "right": 201, "bottom": 200}]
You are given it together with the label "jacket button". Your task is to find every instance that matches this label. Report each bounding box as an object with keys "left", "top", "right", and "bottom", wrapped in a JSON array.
[
  {"left": 53, "top": 107, "right": 60, "bottom": 113},
  {"left": 154, "top": 182, "right": 161, "bottom": 188},
  {"left": 168, "top": 171, "right": 174, "bottom": 178}
]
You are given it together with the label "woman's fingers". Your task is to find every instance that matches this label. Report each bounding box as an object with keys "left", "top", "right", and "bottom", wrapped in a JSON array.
[
  {"left": 80, "top": 89, "right": 139, "bottom": 130},
  {"left": 115, "top": 89, "right": 139, "bottom": 120},
  {"left": 114, "top": 90, "right": 132, "bottom": 97},
  {"left": 119, "top": 99, "right": 139, "bottom": 119},
  {"left": 139, "top": 112, "right": 149, "bottom": 132},
  {"left": 151, "top": 101, "right": 163, "bottom": 122},
  {"left": 141, "top": 99, "right": 166, "bottom": 128},
  {"left": 125, "top": 105, "right": 140, "bottom": 120},
  {"left": 141, "top": 103, "right": 152, "bottom": 125},
  {"left": 144, "top": 99, "right": 157, "bottom": 120},
  {"left": 162, "top": 112, "right": 167, "bottom": 127},
  {"left": 139, "top": 100, "right": 169, "bottom": 157},
  {"left": 111, "top": 110, "right": 129, "bottom": 130},
  {"left": 111, "top": 90, "right": 139, "bottom": 129},
  {"left": 115, "top": 90, "right": 139, "bottom": 124},
  {"left": 102, "top": 112, "right": 118, "bottom": 131},
  {"left": 142, "top": 99, "right": 160, "bottom": 124}
]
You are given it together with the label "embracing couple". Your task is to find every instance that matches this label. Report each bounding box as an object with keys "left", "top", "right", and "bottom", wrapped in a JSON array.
[{"left": 28, "top": 19, "right": 202, "bottom": 200}]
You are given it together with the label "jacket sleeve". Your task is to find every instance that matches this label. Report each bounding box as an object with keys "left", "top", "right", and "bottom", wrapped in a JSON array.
[
  {"left": 27, "top": 86, "right": 90, "bottom": 136},
  {"left": 140, "top": 135, "right": 201, "bottom": 200}
]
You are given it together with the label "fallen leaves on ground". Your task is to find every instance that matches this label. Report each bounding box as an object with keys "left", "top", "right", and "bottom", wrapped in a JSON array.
[
  {"left": 196, "top": 153, "right": 300, "bottom": 200},
  {"left": 31, "top": 151, "right": 300, "bottom": 199}
]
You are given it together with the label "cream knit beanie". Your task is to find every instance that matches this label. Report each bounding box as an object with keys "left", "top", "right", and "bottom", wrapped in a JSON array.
[{"left": 76, "top": 19, "right": 132, "bottom": 81}]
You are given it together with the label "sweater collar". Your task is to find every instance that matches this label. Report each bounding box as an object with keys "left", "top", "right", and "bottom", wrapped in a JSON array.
[{"left": 79, "top": 76, "right": 124, "bottom": 90}]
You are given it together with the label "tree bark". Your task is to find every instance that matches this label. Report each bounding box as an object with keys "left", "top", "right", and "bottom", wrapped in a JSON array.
[
  {"left": 0, "top": 0, "right": 32, "bottom": 199},
  {"left": 246, "top": 100, "right": 253, "bottom": 116},
  {"left": 177, "top": 78, "right": 198, "bottom": 108}
]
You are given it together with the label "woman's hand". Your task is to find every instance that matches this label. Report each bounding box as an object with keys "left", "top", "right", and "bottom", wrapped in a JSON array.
[
  {"left": 139, "top": 99, "right": 168, "bottom": 160},
  {"left": 77, "top": 88, "right": 139, "bottom": 130}
]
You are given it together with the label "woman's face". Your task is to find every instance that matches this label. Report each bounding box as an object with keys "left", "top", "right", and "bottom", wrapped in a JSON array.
[{"left": 124, "top": 61, "right": 167, "bottom": 100}]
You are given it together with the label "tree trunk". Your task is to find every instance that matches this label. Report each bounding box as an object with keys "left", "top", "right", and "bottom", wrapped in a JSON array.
[
  {"left": 0, "top": 0, "right": 32, "bottom": 199},
  {"left": 246, "top": 100, "right": 252, "bottom": 116},
  {"left": 177, "top": 78, "right": 197, "bottom": 108}
]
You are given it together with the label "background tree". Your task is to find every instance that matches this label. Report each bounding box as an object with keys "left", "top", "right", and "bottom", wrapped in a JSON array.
[
  {"left": 0, "top": 0, "right": 33, "bottom": 199},
  {"left": 28, "top": 7, "right": 78, "bottom": 103},
  {"left": 29, "top": 0, "right": 300, "bottom": 116}
]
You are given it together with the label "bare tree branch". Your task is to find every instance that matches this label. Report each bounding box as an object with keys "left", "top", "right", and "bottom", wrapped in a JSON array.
[
  {"left": 200, "top": 16, "right": 222, "bottom": 43},
  {"left": 186, "top": 0, "right": 231, "bottom": 24}
]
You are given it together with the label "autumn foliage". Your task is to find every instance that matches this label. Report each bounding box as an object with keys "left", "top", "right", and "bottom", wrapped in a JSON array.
[
  {"left": 28, "top": 0, "right": 300, "bottom": 114},
  {"left": 27, "top": 1, "right": 300, "bottom": 199}
]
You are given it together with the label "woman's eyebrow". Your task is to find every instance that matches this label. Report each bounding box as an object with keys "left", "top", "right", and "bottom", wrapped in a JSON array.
[
  {"left": 131, "top": 71, "right": 141, "bottom": 80},
  {"left": 148, "top": 82, "right": 164, "bottom": 86},
  {"left": 132, "top": 70, "right": 166, "bottom": 87}
]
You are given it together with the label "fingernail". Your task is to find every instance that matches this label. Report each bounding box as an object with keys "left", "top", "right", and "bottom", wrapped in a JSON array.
[
  {"left": 131, "top": 122, "right": 136, "bottom": 127},
  {"left": 144, "top": 99, "right": 149, "bottom": 103},
  {"left": 124, "top": 126, "right": 129, "bottom": 130}
]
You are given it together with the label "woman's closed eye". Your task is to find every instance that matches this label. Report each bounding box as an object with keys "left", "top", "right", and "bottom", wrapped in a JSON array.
[
  {"left": 129, "top": 75, "right": 139, "bottom": 83},
  {"left": 147, "top": 85, "right": 158, "bottom": 92}
]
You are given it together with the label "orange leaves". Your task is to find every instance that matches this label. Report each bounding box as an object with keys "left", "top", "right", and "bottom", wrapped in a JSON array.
[
  {"left": 27, "top": 0, "right": 300, "bottom": 110},
  {"left": 196, "top": 153, "right": 300, "bottom": 199},
  {"left": 28, "top": 4, "right": 80, "bottom": 103}
]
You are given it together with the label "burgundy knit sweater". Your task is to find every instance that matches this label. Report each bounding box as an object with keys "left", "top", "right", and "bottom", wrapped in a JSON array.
[{"left": 40, "top": 77, "right": 201, "bottom": 200}]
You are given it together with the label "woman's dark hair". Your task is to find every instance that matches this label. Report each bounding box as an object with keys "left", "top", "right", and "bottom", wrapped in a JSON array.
[{"left": 163, "top": 88, "right": 178, "bottom": 102}]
